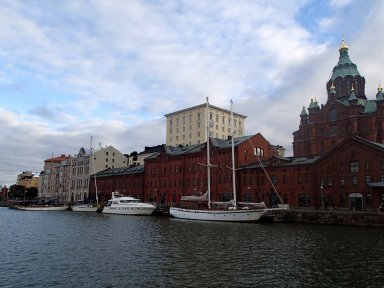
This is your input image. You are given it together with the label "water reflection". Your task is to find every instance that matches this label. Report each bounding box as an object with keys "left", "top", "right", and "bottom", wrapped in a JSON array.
[{"left": 1, "top": 208, "right": 383, "bottom": 288}]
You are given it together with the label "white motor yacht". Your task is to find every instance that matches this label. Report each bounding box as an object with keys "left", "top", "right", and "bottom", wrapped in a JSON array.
[{"left": 102, "top": 192, "right": 156, "bottom": 215}]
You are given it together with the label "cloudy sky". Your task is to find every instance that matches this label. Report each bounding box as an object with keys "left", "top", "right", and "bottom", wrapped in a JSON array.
[{"left": 1, "top": 0, "right": 383, "bottom": 186}]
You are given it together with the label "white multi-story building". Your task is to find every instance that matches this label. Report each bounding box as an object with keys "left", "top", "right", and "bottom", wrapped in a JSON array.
[
  {"left": 165, "top": 102, "right": 246, "bottom": 146},
  {"left": 70, "top": 145, "right": 128, "bottom": 201}
]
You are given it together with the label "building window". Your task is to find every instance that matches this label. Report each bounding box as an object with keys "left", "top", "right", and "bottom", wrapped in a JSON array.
[
  {"left": 271, "top": 175, "right": 278, "bottom": 185},
  {"left": 283, "top": 175, "right": 288, "bottom": 184},
  {"left": 365, "top": 161, "right": 369, "bottom": 171},
  {"left": 306, "top": 173, "right": 310, "bottom": 183},
  {"left": 340, "top": 176, "right": 345, "bottom": 186},
  {"left": 352, "top": 175, "right": 358, "bottom": 186},
  {"left": 365, "top": 175, "right": 371, "bottom": 185},
  {"left": 329, "top": 108, "right": 337, "bottom": 122},
  {"left": 327, "top": 176, "right": 332, "bottom": 186},
  {"left": 254, "top": 147, "right": 264, "bottom": 157},
  {"left": 197, "top": 113, "right": 200, "bottom": 121},
  {"left": 350, "top": 161, "right": 359, "bottom": 173},
  {"left": 339, "top": 162, "right": 344, "bottom": 172}
]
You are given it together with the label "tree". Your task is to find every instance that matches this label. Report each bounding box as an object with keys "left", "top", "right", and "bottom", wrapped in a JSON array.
[
  {"left": 26, "top": 187, "right": 38, "bottom": 200},
  {"left": 8, "top": 184, "right": 26, "bottom": 199}
]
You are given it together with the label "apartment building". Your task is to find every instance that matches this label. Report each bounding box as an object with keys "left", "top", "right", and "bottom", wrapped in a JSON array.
[
  {"left": 16, "top": 171, "right": 39, "bottom": 189},
  {"left": 39, "top": 154, "right": 71, "bottom": 199},
  {"left": 165, "top": 102, "right": 246, "bottom": 146},
  {"left": 71, "top": 145, "right": 128, "bottom": 202}
]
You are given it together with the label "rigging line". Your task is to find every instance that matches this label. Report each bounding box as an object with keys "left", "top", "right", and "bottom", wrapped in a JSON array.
[
  {"left": 245, "top": 166, "right": 263, "bottom": 202},
  {"left": 247, "top": 138, "right": 284, "bottom": 204}
]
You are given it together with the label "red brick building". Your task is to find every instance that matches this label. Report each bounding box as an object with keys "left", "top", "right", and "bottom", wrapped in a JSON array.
[
  {"left": 142, "top": 133, "right": 278, "bottom": 206},
  {"left": 240, "top": 136, "right": 384, "bottom": 210},
  {"left": 89, "top": 166, "right": 144, "bottom": 203}
]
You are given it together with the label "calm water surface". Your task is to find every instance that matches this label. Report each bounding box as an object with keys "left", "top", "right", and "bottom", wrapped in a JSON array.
[{"left": 0, "top": 207, "right": 383, "bottom": 288}]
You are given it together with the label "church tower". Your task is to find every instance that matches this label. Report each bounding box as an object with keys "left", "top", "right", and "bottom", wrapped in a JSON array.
[{"left": 293, "top": 39, "right": 382, "bottom": 157}]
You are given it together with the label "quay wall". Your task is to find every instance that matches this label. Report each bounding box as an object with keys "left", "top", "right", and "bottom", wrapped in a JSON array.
[{"left": 266, "top": 209, "right": 384, "bottom": 227}]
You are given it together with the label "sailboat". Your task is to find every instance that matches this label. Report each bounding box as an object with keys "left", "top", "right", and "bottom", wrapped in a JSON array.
[
  {"left": 169, "top": 98, "right": 267, "bottom": 222},
  {"left": 71, "top": 137, "right": 101, "bottom": 212}
]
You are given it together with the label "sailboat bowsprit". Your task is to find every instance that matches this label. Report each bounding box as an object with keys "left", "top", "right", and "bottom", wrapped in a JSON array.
[{"left": 169, "top": 98, "right": 267, "bottom": 222}]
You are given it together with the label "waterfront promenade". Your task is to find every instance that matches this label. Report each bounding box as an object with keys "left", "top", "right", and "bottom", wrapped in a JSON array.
[{"left": 263, "top": 208, "right": 384, "bottom": 227}]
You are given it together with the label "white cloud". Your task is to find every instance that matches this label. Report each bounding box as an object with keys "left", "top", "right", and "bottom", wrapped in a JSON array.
[{"left": 0, "top": 0, "right": 382, "bottom": 185}]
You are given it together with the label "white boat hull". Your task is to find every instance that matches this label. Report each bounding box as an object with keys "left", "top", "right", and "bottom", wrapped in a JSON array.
[
  {"left": 102, "top": 206, "right": 155, "bottom": 215},
  {"left": 15, "top": 205, "right": 69, "bottom": 211},
  {"left": 71, "top": 205, "right": 99, "bottom": 212},
  {"left": 169, "top": 207, "right": 266, "bottom": 222}
]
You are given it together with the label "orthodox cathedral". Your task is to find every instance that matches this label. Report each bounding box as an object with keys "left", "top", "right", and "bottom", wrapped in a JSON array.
[{"left": 293, "top": 40, "right": 384, "bottom": 157}]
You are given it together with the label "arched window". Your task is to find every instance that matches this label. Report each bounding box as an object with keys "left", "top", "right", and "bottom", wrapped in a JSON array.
[{"left": 330, "top": 108, "right": 337, "bottom": 122}]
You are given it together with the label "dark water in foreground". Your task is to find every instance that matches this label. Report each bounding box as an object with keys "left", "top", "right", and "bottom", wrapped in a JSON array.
[{"left": 0, "top": 207, "right": 383, "bottom": 288}]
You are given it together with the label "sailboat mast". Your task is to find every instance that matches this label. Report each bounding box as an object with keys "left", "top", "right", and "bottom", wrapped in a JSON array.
[
  {"left": 206, "top": 97, "right": 211, "bottom": 209},
  {"left": 231, "top": 100, "right": 237, "bottom": 208},
  {"left": 90, "top": 136, "right": 99, "bottom": 205}
]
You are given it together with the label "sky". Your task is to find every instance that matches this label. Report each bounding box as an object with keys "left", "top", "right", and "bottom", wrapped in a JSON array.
[{"left": 1, "top": 0, "right": 384, "bottom": 186}]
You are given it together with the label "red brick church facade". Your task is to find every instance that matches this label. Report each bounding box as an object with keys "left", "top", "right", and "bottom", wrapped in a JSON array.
[{"left": 293, "top": 40, "right": 384, "bottom": 157}]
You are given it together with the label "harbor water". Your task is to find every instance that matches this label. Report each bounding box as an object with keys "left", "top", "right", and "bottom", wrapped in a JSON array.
[{"left": 0, "top": 207, "right": 383, "bottom": 288}]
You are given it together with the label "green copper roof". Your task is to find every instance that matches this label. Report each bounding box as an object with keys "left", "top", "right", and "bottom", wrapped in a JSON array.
[
  {"left": 362, "top": 100, "right": 377, "bottom": 114},
  {"left": 308, "top": 98, "right": 319, "bottom": 109},
  {"left": 348, "top": 88, "right": 357, "bottom": 101},
  {"left": 377, "top": 86, "right": 384, "bottom": 100},
  {"left": 300, "top": 106, "right": 308, "bottom": 116},
  {"left": 331, "top": 45, "right": 360, "bottom": 80}
]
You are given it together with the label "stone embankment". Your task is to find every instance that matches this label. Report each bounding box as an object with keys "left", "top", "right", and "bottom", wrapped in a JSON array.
[{"left": 262, "top": 208, "right": 384, "bottom": 227}]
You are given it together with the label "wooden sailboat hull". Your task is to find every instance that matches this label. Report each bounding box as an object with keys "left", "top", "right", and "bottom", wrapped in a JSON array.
[
  {"left": 169, "top": 207, "right": 266, "bottom": 222},
  {"left": 15, "top": 205, "right": 69, "bottom": 211}
]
